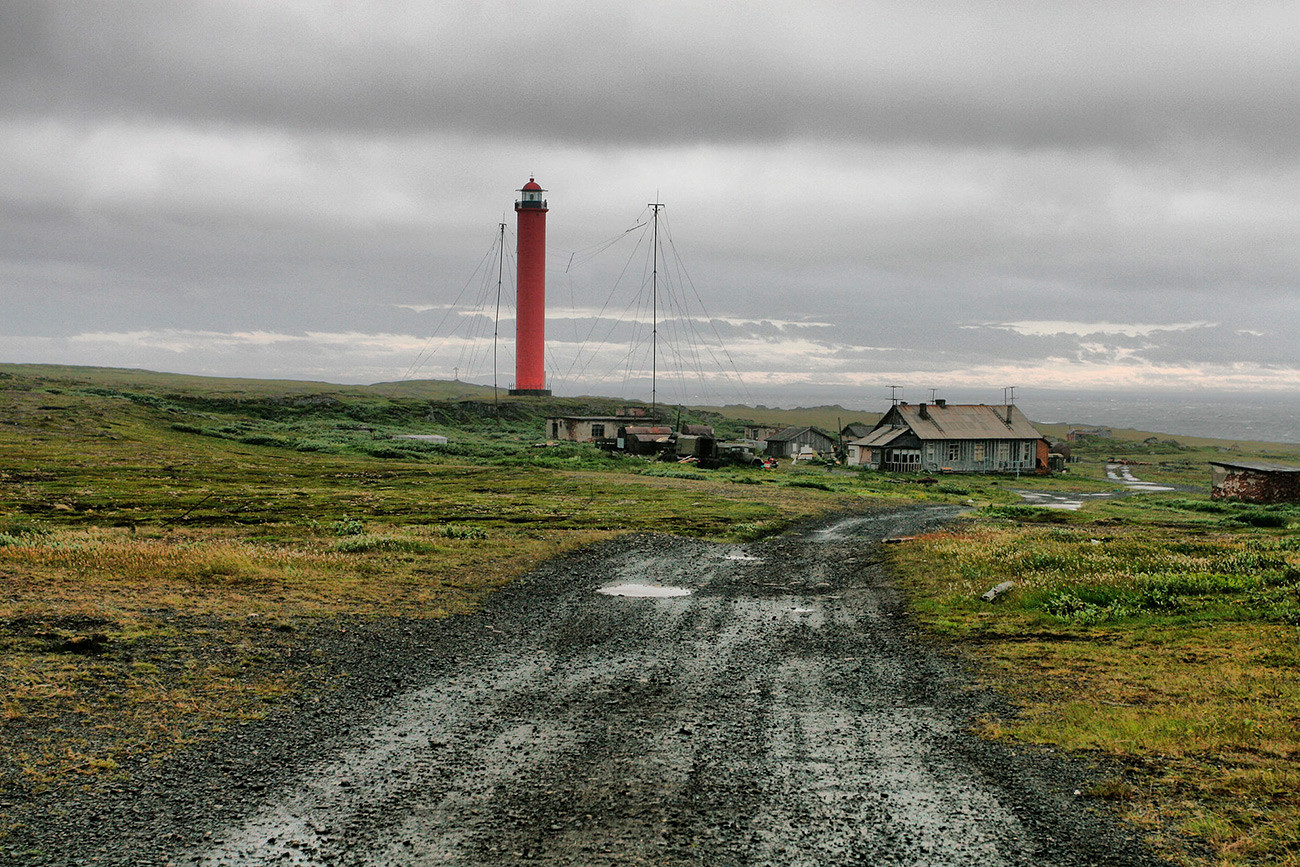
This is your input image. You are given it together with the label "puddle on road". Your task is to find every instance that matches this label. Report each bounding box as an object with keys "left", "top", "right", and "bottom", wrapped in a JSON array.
[
  {"left": 723, "top": 551, "right": 761, "bottom": 562},
  {"left": 1018, "top": 464, "right": 1175, "bottom": 511},
  {"left": 1107, "top": 463, "right": 1176, "bottom": 492},
  {"left": 1015, "top": 491, "right": 1116, "bottom": 511},
  {"left": 597, "top": 583, "right": 693, "bottom": 598}
]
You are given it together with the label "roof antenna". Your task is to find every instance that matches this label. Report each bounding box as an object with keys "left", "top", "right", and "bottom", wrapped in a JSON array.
[{"left": 888, "top": 385, "right": 902, "bottom": 406}]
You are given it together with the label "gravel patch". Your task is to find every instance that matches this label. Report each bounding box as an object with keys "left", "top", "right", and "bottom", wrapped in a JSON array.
[{"left": 4, "top": 504, "right": 1168, "bottom": 866}]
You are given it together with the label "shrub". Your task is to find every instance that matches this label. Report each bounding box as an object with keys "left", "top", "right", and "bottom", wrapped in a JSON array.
[
  {"left": 333, "top": 535, "right": 426, "bottom": 553},
  {"left": 0, "top": 519, "right": 49, "bottom": 539},
  {"left": 293, "top": 439, "right": 339, "bottom": 453},
  {"left": 438, "top": 524, "right": 488, "bottom": 540},
  {"left": 1224, "top": 511, "right": 1292, "bottom": 529},
  {"left": 239, "top": 434, "right": 292, "bottom": 448},
  {"left": 638, "top": 465, "right": 708, "bottom": 481},
  {"left": 330, "top": 516, "right": 365, "bottom": 537},
  {"left": 786, "top": 479, "right": 834, "bottom": 491}
]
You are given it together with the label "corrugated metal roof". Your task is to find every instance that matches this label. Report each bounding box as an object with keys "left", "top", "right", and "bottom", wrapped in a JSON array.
[
  {"left": 765, "top": 425, "right": 836, "bottom": 442},
  {"left": 875, "top": 404, "right": 1043, "bottom": 440},
  {"left": 852, "top": 427, "right": 910, "bottom": 447},
  {"left": 1210, "top": 460, "right": 1300, "bottom": 474}
]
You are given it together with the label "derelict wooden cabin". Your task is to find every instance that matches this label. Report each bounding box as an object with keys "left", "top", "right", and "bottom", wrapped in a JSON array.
[
  {"left": 846, "top": 401, "right": 1049, "bottom": 474},
  {"left": 763, "top": 426, "right": 838, "bottom": 459}
]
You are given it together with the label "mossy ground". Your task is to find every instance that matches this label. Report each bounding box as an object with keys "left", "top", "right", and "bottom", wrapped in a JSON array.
[
  {"left": 889, "top": 444, "right": 1300, "bottom": 866},
  {"left": 7, "top": 364, "right": 1300, "bottom": 862}
]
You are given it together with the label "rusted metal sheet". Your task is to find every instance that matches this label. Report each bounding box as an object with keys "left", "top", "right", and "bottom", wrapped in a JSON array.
[{"left": 1210, "top": 461, "right": 1300, "bottom": 503}]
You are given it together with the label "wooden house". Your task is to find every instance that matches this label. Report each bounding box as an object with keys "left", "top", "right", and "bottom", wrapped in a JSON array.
[
  {"left": 846, "top": 401, "right": 1049, "bottom": 474},
  {"left": 840, "top": 422, "right": 874, "bottom": 442},
  {"left": 763, "top": 426, "right": 838, "bottom": 459},
  {"left": 743, "top": 425, "right": 784, "bottom": 443}
]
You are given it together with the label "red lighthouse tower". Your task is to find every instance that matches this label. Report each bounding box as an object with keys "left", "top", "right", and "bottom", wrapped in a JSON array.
[{"left": 509, "top": 178, "right": 551, "bottom": 396}]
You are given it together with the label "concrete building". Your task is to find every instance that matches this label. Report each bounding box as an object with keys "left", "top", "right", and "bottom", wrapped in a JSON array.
[{"left": 546, "top": 416, "right": 644, "bottom": 443}]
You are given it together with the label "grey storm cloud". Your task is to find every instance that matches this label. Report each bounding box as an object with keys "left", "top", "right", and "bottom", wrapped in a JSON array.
[
  {"left": 2, "top": 1, "right": 1299, "bottom": 406},
  {"left": 4, "top": 1, "right": 1298, "bottom": 154}
]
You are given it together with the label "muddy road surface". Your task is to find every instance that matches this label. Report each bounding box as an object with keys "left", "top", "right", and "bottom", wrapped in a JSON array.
[{"left": 23, "top": 504, "right": 1164, "bottom": 866}]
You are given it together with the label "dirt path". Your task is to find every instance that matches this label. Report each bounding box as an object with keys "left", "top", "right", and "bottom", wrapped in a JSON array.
[
  {"left": 13, "top": 504, "right": 1165, "bottom": 866},
  {"left": 170, "top": 504, "right": 1158, "bottom": 866},
  {"left": 1015, "top": 463, "right": 1183, "bottom": 510}
]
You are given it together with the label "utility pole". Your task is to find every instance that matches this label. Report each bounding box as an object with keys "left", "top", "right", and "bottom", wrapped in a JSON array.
[
  {"left": 493, "top": 221, "right": 505, "bottom": 412},
  {"left": 649, "top": 202, "right": 664, "bottom": 413}
]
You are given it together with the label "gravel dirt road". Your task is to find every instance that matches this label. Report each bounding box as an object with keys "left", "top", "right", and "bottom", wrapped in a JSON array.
[{"left": 12, "top": 504, "right": 1166, "bottom": 866}]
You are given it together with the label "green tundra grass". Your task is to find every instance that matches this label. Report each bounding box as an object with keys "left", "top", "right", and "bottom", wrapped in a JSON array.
[
  {"left": 0, "top": 364, "right": 893, "bottom": 814},
  {"left": 888, "top": 437, "right": 1300, "bottom": 866},
  {"left": 5, "top": 363, "right": 1300, "bottom": 864}
]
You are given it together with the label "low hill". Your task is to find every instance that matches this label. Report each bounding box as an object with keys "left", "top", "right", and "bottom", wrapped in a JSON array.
[{"left": 5, "top": 363, "right": 1300, "bottom": 459}]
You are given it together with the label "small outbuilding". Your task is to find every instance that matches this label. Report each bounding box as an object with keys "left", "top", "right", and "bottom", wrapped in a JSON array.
[
  {"left": 546, "top": 416, "right": 657, "bottom": 444},
  {"left": 743, "top": 425, "right": 784, "bottom": 443},
  {"left": 763, "top": 425, "right": 838, "bottom": 459},
  {"left": 1210, "top": 461, "right": 1300, "bottom": 503},
  {"left": 840, "top": 421, "right": 874, "bottom": 441},
  {"left": 620, "top": 425, "right": 674, "bottom": 456}
]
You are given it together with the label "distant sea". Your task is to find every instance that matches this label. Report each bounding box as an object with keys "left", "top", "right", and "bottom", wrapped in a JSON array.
[
  {"left": 760, "top": 386, "right": 1300, "bottom": 445},
  {"left": 1014, "top": 389, "right": 1300, "bottom": 445}
]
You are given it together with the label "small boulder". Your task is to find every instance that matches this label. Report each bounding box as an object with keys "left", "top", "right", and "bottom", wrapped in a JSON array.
[{"left": 980, "top": 581, "right": 1015, "bottom": 603}]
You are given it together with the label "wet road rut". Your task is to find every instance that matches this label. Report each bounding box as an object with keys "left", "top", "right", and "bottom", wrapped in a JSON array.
[{"left": 177, "top": 505, "right": 1159, "bottom": 866}]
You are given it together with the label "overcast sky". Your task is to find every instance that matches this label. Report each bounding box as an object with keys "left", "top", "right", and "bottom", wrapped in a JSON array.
[{"left": 2, "top": 1, "right": 1297, "bottom": 411}]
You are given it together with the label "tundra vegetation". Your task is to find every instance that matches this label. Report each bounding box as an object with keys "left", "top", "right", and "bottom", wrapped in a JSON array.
[
  {"left": 889, "top": 435, "right": 1300, "bottom": 866},
  {"left": 3, "top": 363, "right": 1300, "bottom": 865}
]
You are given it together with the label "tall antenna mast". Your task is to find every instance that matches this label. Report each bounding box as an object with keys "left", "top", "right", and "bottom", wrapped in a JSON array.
[
  {"left": 492, "top": 221, "right": 505, "bottom": 410},
  {"left": 649, "top": 202, "right": 664, "bottom": 413},
  {"left": 888, "top": 385, "right": 903, "bottom": 406},
  {"left": 1004, "top": 386, "right": 1016, "bottom": 405}
]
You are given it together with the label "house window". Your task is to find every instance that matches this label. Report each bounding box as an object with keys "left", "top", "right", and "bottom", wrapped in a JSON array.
[
  {"left": 591, "top": 424, "right": 606, "bottom": 438},
  {"left": 551, "top": 422, "right": 559, "bottom": 437},
  {"left": 973, "top": 442, "right": 985, "bottom": 462},
  {"left": 947, "top": 442, "right": 960, "bottom": 462}
]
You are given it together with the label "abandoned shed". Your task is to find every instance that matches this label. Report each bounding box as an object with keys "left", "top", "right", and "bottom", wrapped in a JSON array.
[
  {"left": 846, "top": 401, "right": 1049, "bottom": 474},
  {"left": 840, "top": 421, "right": 874, "bottom": 441},
  {"left": 1209, "top": 461, "right": 1300, "bottom": 503},
  {"left": 763, "top": 426, "right": 838, "bottom": 459},
  {"left": 620, "top": 425, "right": 674, "bottom": 456},
  {"left": 743, "top": 425, "right": 784, "bottom": 442},
  {"left": 546, "top": 416, "right": 657, "bottom": 444}
]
